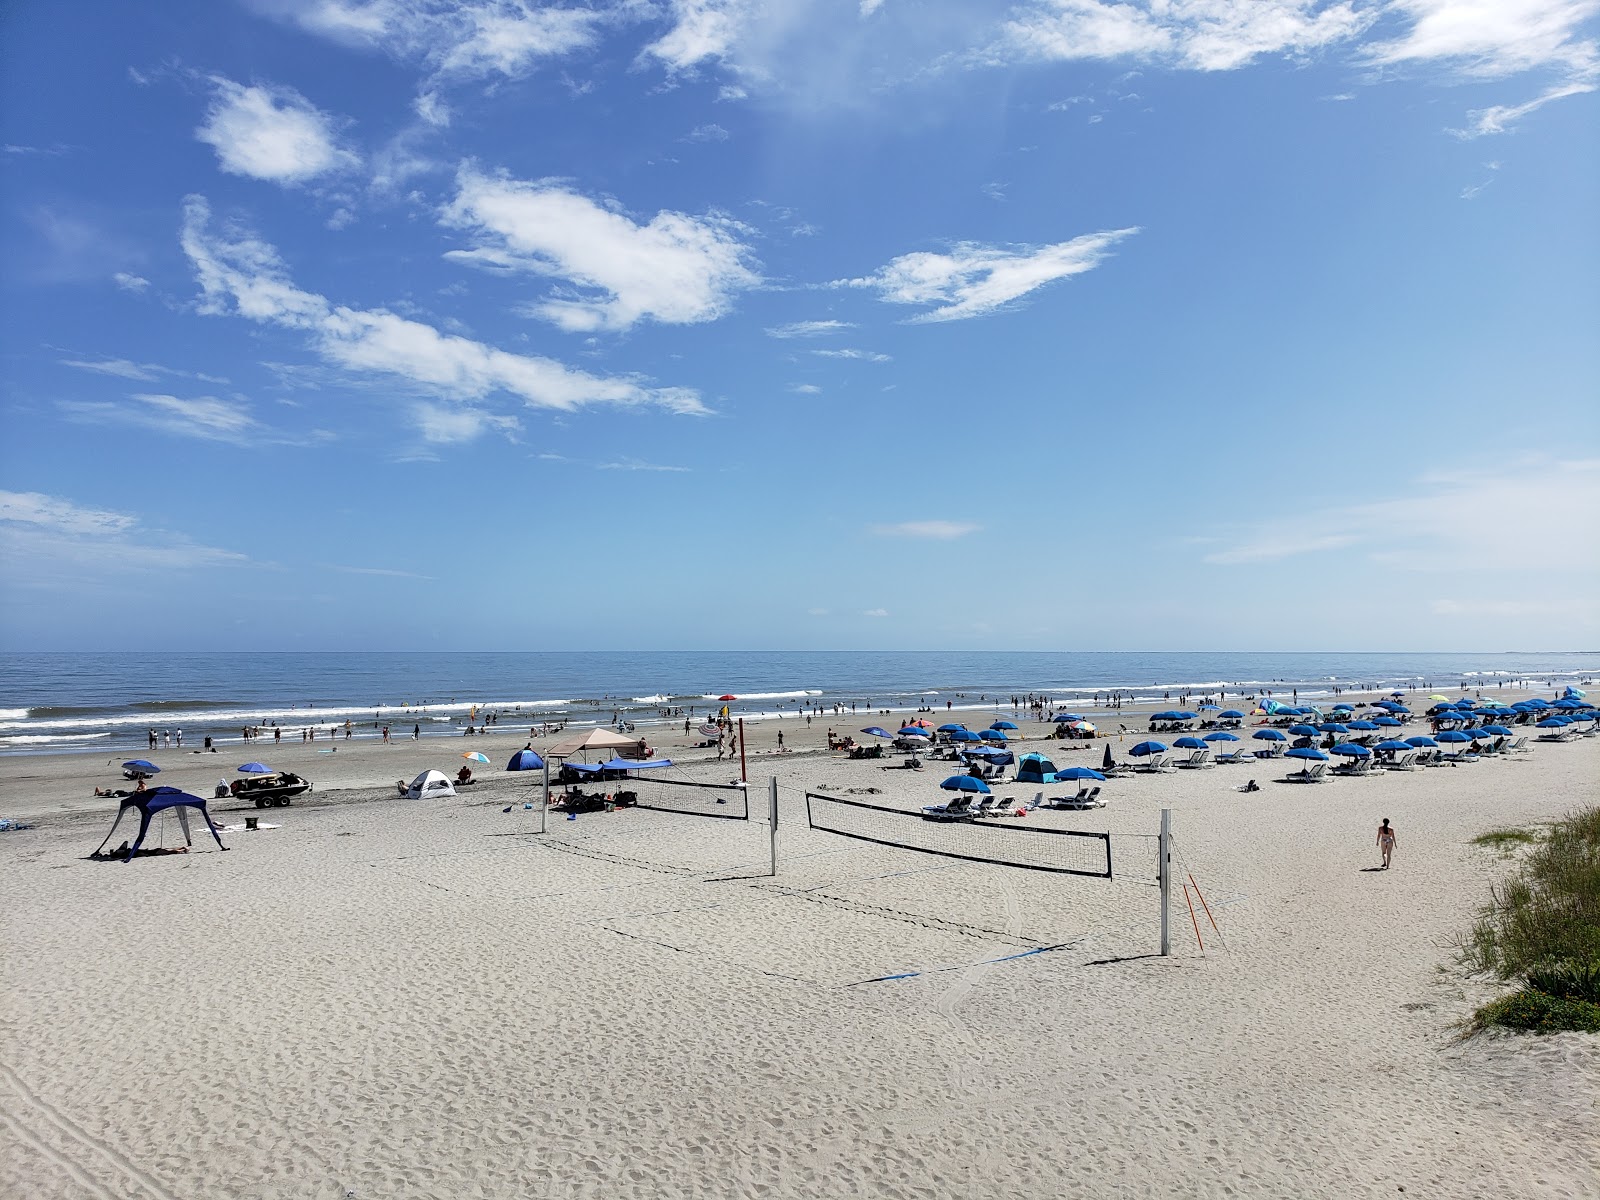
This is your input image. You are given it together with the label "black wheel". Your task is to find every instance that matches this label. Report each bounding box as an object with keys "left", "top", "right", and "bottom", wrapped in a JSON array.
[
  {"left": 255, "top": 798, "right": 267, "bottom": 809},
  {"left": 275, "top": 796, "right": 291, "bottom": 808}
]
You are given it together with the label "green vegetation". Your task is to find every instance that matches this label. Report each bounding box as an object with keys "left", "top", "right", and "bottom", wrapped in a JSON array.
[
  {"left": 1462, "top": 806, "right": 1600, "bottom": 1036},
  {"left": 1470, "top": 827, "right": 1538, "bottom": 850}
]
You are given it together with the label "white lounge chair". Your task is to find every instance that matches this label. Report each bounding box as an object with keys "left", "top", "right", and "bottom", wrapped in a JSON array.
[
  {"left": 1134, "top": 755, "right": 1171, "bottom": 773},
  {"left": 1506, "top": 737, "right": 1529, "bottom": 754},
  {"left": 1176, "top": 749, "right": 1214, "bottom": 770},
  {"left": 1283, "top": 762, "right": 1327, "bottom": 784},
  {"left": 922, "top": 794, "right": 978, "bottom": 820},
  {"left": 1215, "top": 749, "right": 1252, "bottom": 764}
]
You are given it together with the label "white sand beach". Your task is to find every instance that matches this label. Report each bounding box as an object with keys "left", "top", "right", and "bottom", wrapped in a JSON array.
[{"left": 2, "top": 700, "right": 1597, "bottom": 1199}]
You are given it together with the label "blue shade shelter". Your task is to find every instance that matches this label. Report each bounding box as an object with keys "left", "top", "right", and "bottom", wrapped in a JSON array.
[
  {"left": 979, "top": 728, "right": 1011, "bottom": 741},
  {"left": 1173, "top": 736, "right": 1207, "bottom": 749},
  {"left": 1536, "top": 717, "right": 1571, "bottom": 728},
  {"left": 1347, "top": 720, "right": 1379, "bottom": 731},
  {"left": 1437, "top": 730, "right": 1473, "bottom": 744},
  {"left": 1288, "top": 724, "right": 1320, "bottom": 737},
  {"left": 1129, "top": 741, "right": 1167, "bottom": 757},
  {"left": 1219, "top": 710, "right": 1245, "bottom": 720},
  {"left": 1375, "top": 740, "right": 1413, "bottom": 752},
  {"left": 506, "top": 748, "right": 544, "bottom": 771},
  {"left": 1332, "top": 743, "right": 1371, "bottom": 757},
  {"left": 990, "top": 720, "right": 1019, "bottom": 730},
  {"left": 1405, "top": 736, "right": 1438, "bottom": 748},
  {"left": 949, "top": 729, "right": 981, "bottom": 742},
  {"left": 936, "top": 723, "right": 966, "bottom": 733},
  {"left": 1203, "top": 731, "right": 1240, "bottom": 741},
  {"left": 1055, "top": 766, "right": 1106, "bottom": 782},
  {"left": 1016, "top": 753, "right": 1058, "bottom": 784},
  {"left": 939, "top": 775, "right": 990, "bottom": 794},
  {"left": 1318, "top": 723, "right": 1350, "bottom": 735},
  {"left": 1286, "top": 746, "right": 1328, "bottom": 761},
  {"left": 1053, "top": 713, "right": 1086, "bottom": 722},
  {"left": 1374, "top": 717, "right": 1403, "bottom": 727},
  {"left": 598, "top": 757, "right": 672, "bottom": 771},
  {"left": 861, "top": 727, "right": 892, "bottom": 739},
  {"left": 238, "top": 762, "right": 272, "bottom": 774},
  {"left": 1253, "top": 729, "right": 1286, "bottom": 741},
  {"left": 93, "top": 786, "right": 227, "bottom": 862},
  {"left": 122, "top": 759, "right": 160, "bottom": 776}
]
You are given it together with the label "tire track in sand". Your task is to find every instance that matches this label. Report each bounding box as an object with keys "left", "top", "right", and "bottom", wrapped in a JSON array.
[{"left": 0, "top": 1061, "right": 180, "bottom": 1200}]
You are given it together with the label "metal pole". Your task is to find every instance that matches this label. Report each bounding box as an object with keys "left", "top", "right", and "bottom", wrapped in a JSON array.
[
  {"left": 1159, "top": 808, "right": 1171, "bottom": 957},
  {"left": 768, "top": 776, "right": 778, "bottom": 877},
  {"left": 540, "top": 758, "right": 549, "bottom": 835},
  {"left": 738, "top": 717, "right": 747, "bottom": 784}
]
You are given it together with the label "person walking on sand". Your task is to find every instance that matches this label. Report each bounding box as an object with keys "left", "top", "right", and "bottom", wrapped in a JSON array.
[{"left": 1376, "top": 818, "right": 1397, "bottom": 869}]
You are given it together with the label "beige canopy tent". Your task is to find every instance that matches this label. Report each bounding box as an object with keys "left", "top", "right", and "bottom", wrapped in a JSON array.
[{"left": 545, "top": 727, "right": 644, "bottom": 760}]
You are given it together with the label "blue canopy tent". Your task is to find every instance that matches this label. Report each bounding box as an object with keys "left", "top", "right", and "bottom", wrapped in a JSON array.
[
  {"left": 598, "top": 757, "right": 674, "bottom": 772},
  {"left": 960, "top": 747, "right": 1014, "bottom": 767},
  {"left": 92, "top": 786, "right": 228, "bottom": 862},
  {"left": 506, "top": 748, "right": 545, "bottom": 771}
]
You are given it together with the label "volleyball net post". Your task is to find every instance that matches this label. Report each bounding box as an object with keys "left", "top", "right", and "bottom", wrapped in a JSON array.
[
  {"left": 1159, "top": 808, "right": 1171, "bottom": 957},
  {"left": 768, "top": 776, "right": 778, "bottom": 877},
  {"left": 540, "top": 758, "right": 549, "bottom": 835}
]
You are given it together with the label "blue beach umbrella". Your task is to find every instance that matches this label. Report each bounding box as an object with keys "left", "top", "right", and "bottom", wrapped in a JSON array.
[
  {"left": 1220, "top": 710, "right": 1245, "bottom": 719},
  {"left": 1286, "top": 746, "right": 1328, "bottom": 761},
  {"left": 1437, "top": 730, "right": 1473, "bottom": 744},
  {"left": 1174, "top": 711, "right": 1198, "bottom": 721},
  {"left": 1375, "top": 740, "right": 1413, "bottom": 752},
  {"left": 861, "top": 727, "right": 892, "bottom": 739},
  {"left": 980, "top": 728, "right": 1013, "bottom": 740},
  {"left": 1253, "top": 729, "right": 1287, "bottom": 742},
  {"left": 1318, "top": 723, "right": 1350, "bottom": 735},
  {"left": 1055, "top": 766, "right": 1106, "bottom": 781},
  {"left": 1203, "top": 731, "right": 1240, "bottom": 742},
  {"left": 1536, "top": 717, "right": 1570, "bottom": 728},
  {"left": 940, "top": 775, "right": 991, "bottom": 794},
  {"left": 237, "top": 762, "right": 272, "bottom": 774},
  {"left": 1129, "top": 741, "right": 1168, "bottom": 757},
  {"left": 936, "top": 723, "right": 967, "bottom": 733},
  {"left": 1347, "top": 720, "right": 1379, "bottom": 731},
  {"left": 1173, "top": 736, "right": 1207, "bottom": 749},
  {"left": 990, "top": 720, "right": 1019, "bottom": 730},
  {"left": 898, "top": 727, "right": 931, "bottom": 738},
  {"left": 1331, "top": 704, "right": 1354, "bottom": 713},
  {"left": 1554, "top": 698, "right": 1589, "bottom": 710},
  {"left": 1405, "top": 736, "right": 1438, "bottom": 748},
  {"left": 122, "top": 759, "right": 160, "bottom": 774},
  {"left": 949, "top": 729, "right": 981, "bottom": 742},
  {"left": 1288, "top": 724, "right": 1319, "bottom": 737},
  {"left": 1374, "top": 717, "right": 1403, "bottom": 727},
  {"left": 1332, "top": 743, "right": 1371, "bottom": 757},
  {"left": 1053, "top": 713, "right": 1086, "bottom": 722}
]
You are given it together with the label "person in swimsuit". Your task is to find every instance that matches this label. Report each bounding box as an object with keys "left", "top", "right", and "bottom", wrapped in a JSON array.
[{"left": 1377, "top": 818, "right": 1397, "bottom": 869}]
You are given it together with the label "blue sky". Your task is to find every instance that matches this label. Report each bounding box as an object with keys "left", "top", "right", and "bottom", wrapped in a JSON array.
[{"left": 1, "top": 0, "right": 1596, "bottom": 652}]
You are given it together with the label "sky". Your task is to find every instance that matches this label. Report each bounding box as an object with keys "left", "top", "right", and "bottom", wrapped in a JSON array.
[{"left": 1, "top": 0, "right": 1597, "bottom": 653}]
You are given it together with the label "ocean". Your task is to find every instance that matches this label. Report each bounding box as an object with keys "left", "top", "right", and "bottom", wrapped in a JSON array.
[{"left": 1, "top": 650, "right": 1595, "bottom": 755}]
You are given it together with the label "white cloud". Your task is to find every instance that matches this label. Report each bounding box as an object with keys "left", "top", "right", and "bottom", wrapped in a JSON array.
[
  {"left": 180, "top": 194, "right": 708, "bottom": 431},
  {"left": 197, "top": 77, "right": 358, "bottom": 184},
  {"left": 861, "top": 0, "right": 886, "bottom": 14},
  {"left": 60, "top": 357, "right": 161, "bottom": 381},
  {"left": 327, "top": 563, "right": 437, "bottom": 579},
  {"left": 411, "top": 401, "right": 520, "bottom": 443},
  {"left": 788, "top": 383, "right": 823, "bottom": 394},
  {"left": 839, "top": 229, "right": 1137, "bottom": 322},
  {"left": 1202, "top": 458, "right": 1600, "bottom": 572},
  {"left": 441, "top": 167, "right": 760, "bottom": 332},
  {"left": 263, "top": 1, "right": 609, "bottom": 82},
  {"left": 1455, "top": 79, "right": 1597, "bottom": 135},
  {"left": 643, "top": 0, "right": 747, "bottom": 71},
  {"left": 812, "top": 348, "right": 892, "bottom": 361},
  {"left": 113, "top": 272, "right": 150, "bottom": 292},
  {"left": 863, "top": 607, "right": 890, "bottom": 617},
  {"left": 597, "top": 458, "right": 691, "bottom": 472},
  {"left": 1364, "top": 0, "right": 1599, "bottom": 78},
  {"left": 89, "top": 393, "right": 261, "bottom": 442},
  {"left": 766, "top": 319, "right": 855, "bottom": 338},
  {"left": 0, "top": 490, "right": 248, "bottom": 575},
  {"left": 685, "top": 122, "right": 731, "bottom": 141},
  {"left": 1001, "top": 1, "right": 1371, "bottom": 72},
  {"left": 872, "top": 520, "right": 981, "bottom": 539}
]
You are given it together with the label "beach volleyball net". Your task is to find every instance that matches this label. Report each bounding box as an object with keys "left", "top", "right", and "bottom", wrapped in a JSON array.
[
  {"left": 803, "top": 792, "right": 1113, "bottom": 879},
  {"left": 626, "top": 775, "right": 749, "bottom": 821}
]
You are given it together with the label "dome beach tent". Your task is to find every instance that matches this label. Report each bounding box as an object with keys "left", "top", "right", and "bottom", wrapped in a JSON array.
[
  {"left": 405, "top": 770, "right": 456, "bottom": 799},
  {"left": 92, "top": 786, "right": 228, "bottom": 862}
]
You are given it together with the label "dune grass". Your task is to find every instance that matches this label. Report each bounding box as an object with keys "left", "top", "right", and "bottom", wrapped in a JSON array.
[
  {"left": 1462, "top": 806, "right": 1600, "bottom": 1035},
  {"left": 1470, "top": 827, "right": 1538, "bottom": 851}
]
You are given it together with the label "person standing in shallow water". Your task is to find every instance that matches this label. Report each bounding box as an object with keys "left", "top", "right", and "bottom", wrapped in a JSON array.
[{"left": 1376, "top": 819, "right": 1397, "bottom": 869}]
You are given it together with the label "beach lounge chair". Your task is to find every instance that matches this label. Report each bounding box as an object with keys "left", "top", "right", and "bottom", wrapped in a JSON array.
[
  {"left": 1385, "top": 751, "right": 1418, "bottom": 771},
  {"left": 1331, "top": 758, "right": 1374, "bottom": 777},
  {"left": 1506, "top": 737, "right": 1529, "bottom": 754},
  {"left": 1176, "top": 749, "right": 1214, "bottom": 770},
  {"left": 1283, "top": 762, "right": 1327, "bottom": 784},
  {"left": 1099, "top": 762, "right": 1135, "bottom": 778},
  {"left": 921, "top": 794, "right": 978, "bottom": 821},
  {"left": 1133, "top": 755, "right": 1170, "bottom": 774}
]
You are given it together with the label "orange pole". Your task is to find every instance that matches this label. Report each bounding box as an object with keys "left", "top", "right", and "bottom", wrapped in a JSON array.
[
  {"left": 1182, "top": 881, "right": 1205, "bottom": 951},
  {"left": 1187, "top": 872, "right": 1219, "bottom": 934}
]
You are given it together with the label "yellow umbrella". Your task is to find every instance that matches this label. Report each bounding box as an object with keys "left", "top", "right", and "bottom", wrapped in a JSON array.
[{"left": 1428, "top": 694, "right": 1450, "bottom": 701}]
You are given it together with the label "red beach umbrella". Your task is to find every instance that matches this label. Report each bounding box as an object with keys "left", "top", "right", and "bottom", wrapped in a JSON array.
[{"left": 718, "top": 694, "right": 737, "bottom": 701}]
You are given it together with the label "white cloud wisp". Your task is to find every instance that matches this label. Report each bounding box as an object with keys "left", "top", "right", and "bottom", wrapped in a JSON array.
[
  {"left": 840, "top": 228, "right": 1137, "bottom": 322},
  {"left": 442, "top": 168, "right": 760, "bottom": 333},
  {"left": 197, "top": 77, "right": 358, "bottom": 184},
  {"left": 179, "top": 196, "right": 708, "bottom": 428},
  {"left": 0, "top": 490, "right": 249, "bottom": 575}
]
